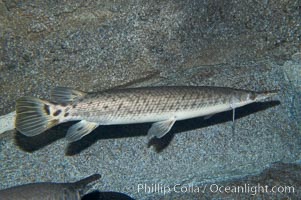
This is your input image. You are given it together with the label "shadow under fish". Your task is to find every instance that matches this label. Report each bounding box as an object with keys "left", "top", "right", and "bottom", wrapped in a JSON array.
[{"left": 82, "top": 190, "right": 135, "bottom": 200}]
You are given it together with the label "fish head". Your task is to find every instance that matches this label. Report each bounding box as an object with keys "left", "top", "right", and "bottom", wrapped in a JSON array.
[
  {"left": 230, "top": 89, "right": 278, "bottom": 108},
  {"left": 230, "top": 92, "right": 253, "bottom": 108},
  {"left": 249, "top": 90, "right": 279, "bottom": 102}
]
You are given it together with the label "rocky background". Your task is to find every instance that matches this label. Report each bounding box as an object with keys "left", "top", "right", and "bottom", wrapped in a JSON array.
[{"left": 0, "top": 0, "right": 300, "bottom": 199}]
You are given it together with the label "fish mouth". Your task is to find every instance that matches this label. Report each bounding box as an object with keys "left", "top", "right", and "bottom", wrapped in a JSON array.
[{"left": 255, "top": 90, "right": 279, "bottom": 102}]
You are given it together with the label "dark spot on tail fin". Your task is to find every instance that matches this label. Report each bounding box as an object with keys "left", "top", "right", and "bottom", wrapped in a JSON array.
[
  {"left": 15, "top": 97, "right": 59, "bottom": 137},
  {"left": 44, "top": 104, "right": 50, "bottom": 115},
  {"left": 53, "top": 109, "right": 62, "bottom": 116}
]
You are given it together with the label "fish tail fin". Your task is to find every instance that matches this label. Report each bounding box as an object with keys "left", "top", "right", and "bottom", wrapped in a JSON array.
[
  {"left": 73, "top": 174, "right": 101, "bottom": 189},
  {"left": 15, "top": 97, "right": 60, "bottom": 137}
]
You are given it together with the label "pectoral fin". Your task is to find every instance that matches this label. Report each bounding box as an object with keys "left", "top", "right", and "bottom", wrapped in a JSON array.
[
  {"left": 147, "top": 117, "right": 176, "bottom": 139},
  {"left": 66, "top": 120, "right": 99, "bottom": 142}
]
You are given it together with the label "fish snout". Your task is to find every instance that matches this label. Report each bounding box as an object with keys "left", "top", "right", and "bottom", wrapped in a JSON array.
[{"left": 253, "top": 90, "right": 279, "bottom": 102}]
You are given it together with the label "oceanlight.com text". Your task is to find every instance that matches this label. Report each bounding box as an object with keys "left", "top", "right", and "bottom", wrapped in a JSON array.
[{"left": 137, "top": 183, "right": 295, "bottom": 196}]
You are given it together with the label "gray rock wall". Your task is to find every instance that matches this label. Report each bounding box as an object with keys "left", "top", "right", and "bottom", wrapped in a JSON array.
[{"left": 0, "top": 0, "right": 300, "bottom": 199}]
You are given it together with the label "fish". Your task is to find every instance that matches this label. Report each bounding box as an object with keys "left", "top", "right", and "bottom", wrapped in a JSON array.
[
  {"left": 0, "top": 174, "right": 101, "bottom": 200},
  {"left": 15, "top": 86, "right": 278, "bottom": 142}
]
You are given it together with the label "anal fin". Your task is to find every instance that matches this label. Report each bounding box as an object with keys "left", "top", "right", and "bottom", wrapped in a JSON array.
[
  {"left": 147, "top": 117, "right": 176, "bottom": 139},
  {"left": 66, "top": 120, "right": 99, "bottom": 142}
]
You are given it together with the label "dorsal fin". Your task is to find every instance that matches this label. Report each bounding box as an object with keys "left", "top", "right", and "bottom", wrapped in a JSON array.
[{"left": 51, "top": 87, "right": 87, "bottom": 104}]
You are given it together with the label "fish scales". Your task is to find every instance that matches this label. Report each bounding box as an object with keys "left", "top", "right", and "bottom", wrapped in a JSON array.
[{"left": 65, "top": 87, "right": 241, "bottom": 126}]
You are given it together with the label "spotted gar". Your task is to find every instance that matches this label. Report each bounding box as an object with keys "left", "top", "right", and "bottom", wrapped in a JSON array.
[{"left": 15, "top": 86, "right": 277, "bottom": 142}]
